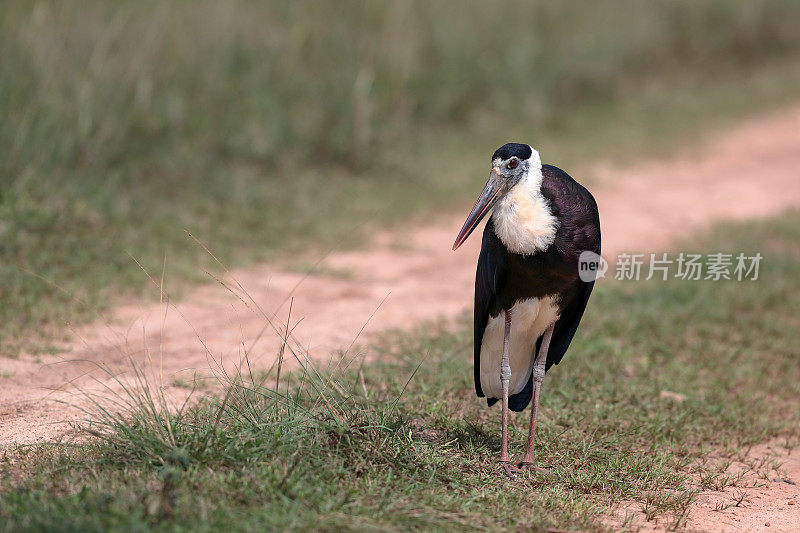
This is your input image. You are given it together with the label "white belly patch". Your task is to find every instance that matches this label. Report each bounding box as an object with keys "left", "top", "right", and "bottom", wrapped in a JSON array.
[{"left": 479, "top": 296, "right": 560, "bottom": 399}]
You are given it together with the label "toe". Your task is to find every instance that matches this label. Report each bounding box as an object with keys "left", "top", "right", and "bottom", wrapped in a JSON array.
[
  {"left": 500, "top": 462, "right": 519, "bottom": 479},
  {"left": 517, "top": 462, "right": 552, "bottom": 476}
]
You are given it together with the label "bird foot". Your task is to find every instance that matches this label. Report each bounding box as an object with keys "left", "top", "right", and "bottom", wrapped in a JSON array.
[
  {"left": 517, "top": 461, "right": 552, "bottom": 476},
  {"left": 499, "top": 461, "right": 520, "bottom": 479}
]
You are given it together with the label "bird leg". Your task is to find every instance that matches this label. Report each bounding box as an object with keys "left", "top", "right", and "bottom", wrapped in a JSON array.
[
  {"left": 499, "top": 309, "right": 516, "bottom": 478},
  {"left": 519, "top": 324, "right": 554, "bottom": 473}
]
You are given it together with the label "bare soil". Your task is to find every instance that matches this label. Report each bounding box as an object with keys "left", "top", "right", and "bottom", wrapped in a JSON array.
[
  {"left": 2, "top": 105, "right": 800, "bottom": 531},
  {"left": 610, "top": 440, "right": 800, "bottom": 532},
  {"left": 687, "top": 442, "right": 800, "bottom": 533}
]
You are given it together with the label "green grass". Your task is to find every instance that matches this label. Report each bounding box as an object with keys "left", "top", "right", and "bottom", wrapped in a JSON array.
[
  {"left": 5, "top": 1, "right": 800, "bottom": 353},
  {"left": 2, "top": 211, "right": 799, "bottom": 532}
]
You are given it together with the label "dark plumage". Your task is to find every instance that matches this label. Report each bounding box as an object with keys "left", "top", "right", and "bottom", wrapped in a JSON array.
[
  {"left": 474, "top": 164, "right": 600, "bottom": 410},
  {"left": 452, "top": 143, "right": 601, "bottom": 476},
  {"left": 492, "top": 142, "right": 533, "bottom": 162}
]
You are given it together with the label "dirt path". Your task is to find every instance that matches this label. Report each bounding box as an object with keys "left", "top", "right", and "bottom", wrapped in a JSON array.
[
  {"left": 1, "top": 105, "right": 800, "bottom": 529},
  {"left": 687, "top": 441, "right": 800, "bottom": 533},
  {"left": 611, "top": 440, "right": 800, "bottom": 532}
]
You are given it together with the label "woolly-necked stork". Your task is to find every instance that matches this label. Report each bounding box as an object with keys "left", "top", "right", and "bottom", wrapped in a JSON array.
[{"left": 452, "top": 143, "right": 600, "bottom": 476}]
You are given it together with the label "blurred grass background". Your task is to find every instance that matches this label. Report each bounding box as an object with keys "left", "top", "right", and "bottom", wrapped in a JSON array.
[{"left": 4, "top": 0, "right": 800, "bottom": 353}]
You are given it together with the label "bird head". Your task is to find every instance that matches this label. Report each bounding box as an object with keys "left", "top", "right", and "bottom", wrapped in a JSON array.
[{"left": 452, "top": 142, "right": 535, "bottom": 250}]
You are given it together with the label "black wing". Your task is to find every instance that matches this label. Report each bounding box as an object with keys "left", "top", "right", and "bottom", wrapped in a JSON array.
[
  {"left": 508, "top": 278, "right": 595, "bottom": 411},
  {"left": 540, "top": 164, "right": 601, "bottom": 371},
  {"left": 473, "top": 219, "right": 506, "bottom": 398},
  {"left": 545, "top": 279, "right": 595, "bottom": 370}
]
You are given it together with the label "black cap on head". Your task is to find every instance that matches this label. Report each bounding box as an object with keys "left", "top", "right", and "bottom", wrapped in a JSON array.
[{"left": 492, "top": 142, "right": 532, "bottom": 162}]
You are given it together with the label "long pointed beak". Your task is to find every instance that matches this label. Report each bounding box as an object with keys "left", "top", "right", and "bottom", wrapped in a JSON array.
[{"left": 452, "top": 170, "right": 506, "bottom": 250}]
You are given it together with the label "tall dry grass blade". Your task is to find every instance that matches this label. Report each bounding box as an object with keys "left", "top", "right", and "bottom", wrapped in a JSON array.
[{"left": 275, "top": 298, "right": 293, "bottom": 395}]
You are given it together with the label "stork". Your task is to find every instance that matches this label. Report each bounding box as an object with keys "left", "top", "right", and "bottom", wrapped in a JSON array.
[{"left": 452, "top": 143, "right": 600, "bottom": 477}]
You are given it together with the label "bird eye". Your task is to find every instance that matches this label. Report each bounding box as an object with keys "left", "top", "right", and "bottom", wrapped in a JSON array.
[{"left": 507, "top": 158, "right": 519, "bottom": 169}]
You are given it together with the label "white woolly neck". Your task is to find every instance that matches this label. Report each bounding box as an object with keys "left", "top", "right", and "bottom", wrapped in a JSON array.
[{"left": 491, "top": 151, "right": 558, "bottom": 255}]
